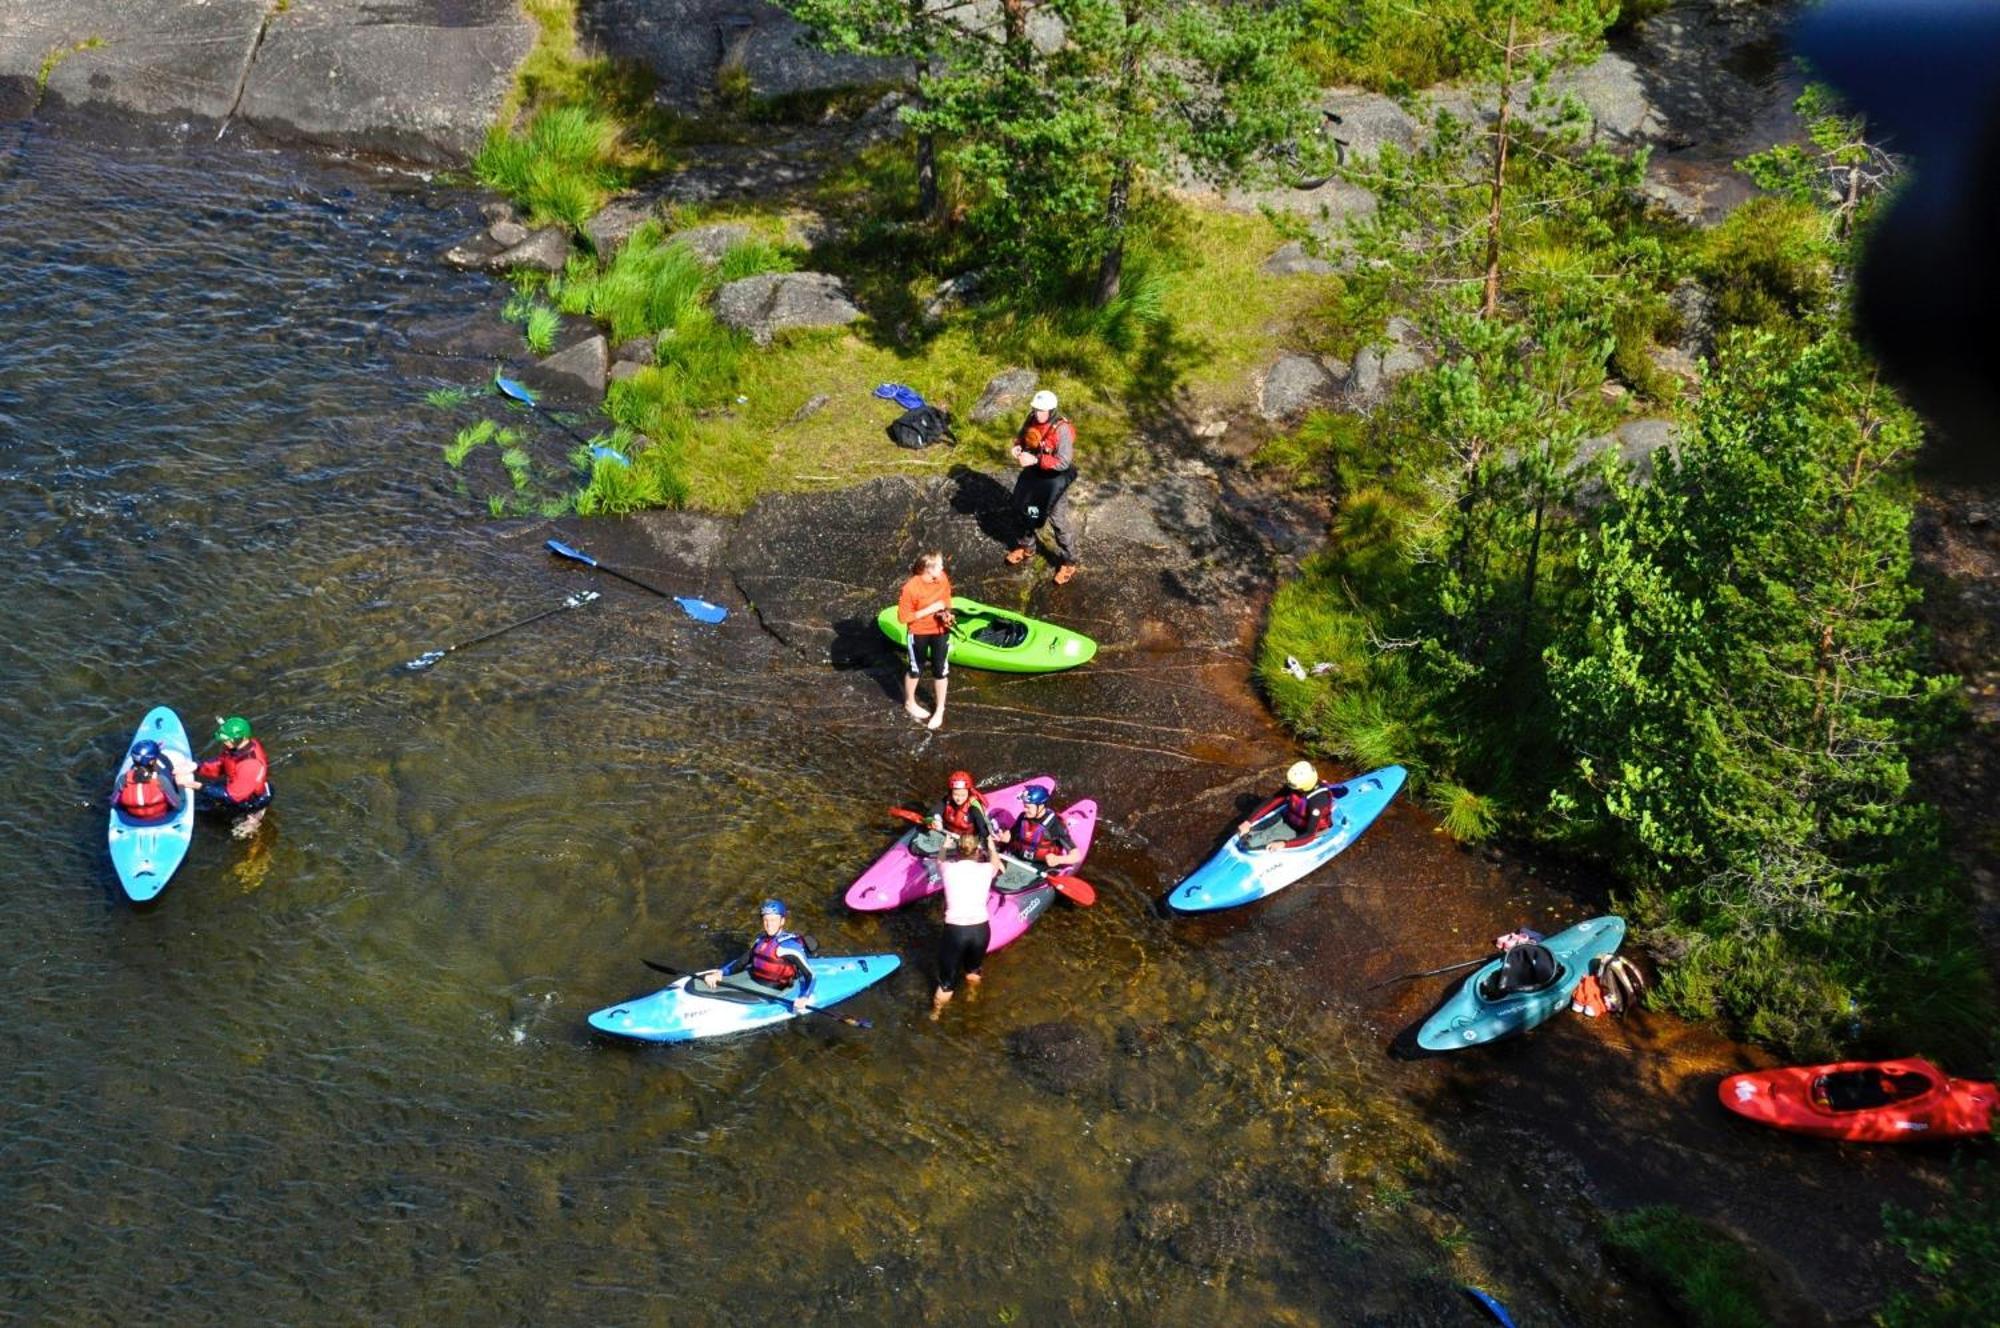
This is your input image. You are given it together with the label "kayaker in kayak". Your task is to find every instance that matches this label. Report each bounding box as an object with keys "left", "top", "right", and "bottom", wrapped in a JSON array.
[
  {"left": 113, "top": 740, "right": 184, "bottom": 822},
  {"left": 933, "top": 834, "right": 1000, "bottom": 1019},
  {"left": 698, "top": 899, "right": 817, "bottom": 1009},
  {"left": 912, "top": 770, "right": 997, "bottom": 872},
  {"left": 1236, "top": 761, "right": 1341, "bottom": 850},
  {"left": 896, "top": 551, "right": 953, "bottom": 731},
  {"left": 994, "top": 784, "right": 1080, "bottom": 890},
  {"left": 1004, "top": 390, "right": 1080, "bottom": 585},
  {"left": 195, "top": 716, "right": 273, "bottom": 816}
]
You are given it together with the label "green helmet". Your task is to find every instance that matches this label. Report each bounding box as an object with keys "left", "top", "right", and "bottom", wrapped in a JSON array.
[{"left": 213, "top": 716, "right": 253, "bottom": 744}]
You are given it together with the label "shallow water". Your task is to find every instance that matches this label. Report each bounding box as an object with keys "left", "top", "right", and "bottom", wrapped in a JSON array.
[
  {"left": 0, "top": 127, "right": 1541, "bottom": 1326},
  {"left": 3, "top": 123, "right": 1935, "bottom": 1328}
]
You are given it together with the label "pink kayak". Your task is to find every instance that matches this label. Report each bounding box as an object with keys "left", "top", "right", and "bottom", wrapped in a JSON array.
[
  {"left": 986, "top": 799, "right": 1098, "bottom": 952},
  {"left": 845, "top": 777, "right": 1055, "bottom": 912}
]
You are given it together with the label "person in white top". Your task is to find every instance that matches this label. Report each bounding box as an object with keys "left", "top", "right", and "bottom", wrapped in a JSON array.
[{"left": 933, "top": 834, "right": 1000, "bottom": 1019}]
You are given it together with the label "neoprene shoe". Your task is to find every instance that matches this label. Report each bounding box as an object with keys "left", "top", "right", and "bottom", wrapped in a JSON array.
[
  {"left": 1054, "top": 563, "right": 1078, "bottom": 585},
  {"left": 1004, "top": 546, "right": 1033, "bottom": 566}
]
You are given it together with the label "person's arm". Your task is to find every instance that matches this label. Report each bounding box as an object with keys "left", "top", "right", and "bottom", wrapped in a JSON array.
[
  {"left": 788, "top": 944, "right": 817, "bottom": 1007},
  {"left": 161, "top": 780, "right": 184, "bottom": 814},
  {"left": 896, "top": 580, "right": 923, "bottom": 627},
  {"left": 1235, "top": 794, "right": 1285, "bottom": 838},
  {"left": 195, "top": 756, "right": 222, "bottom": 781},
  {"left": 1039, "top": 814, "right": 1081, "bottom": 868},
  {"left": 702, "top": 943, "right": 753, "bottom": 987}
]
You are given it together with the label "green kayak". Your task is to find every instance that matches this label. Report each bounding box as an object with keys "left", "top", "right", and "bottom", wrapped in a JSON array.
[{"left": 877, "top": 596, "right": 1097, "bottom": 673}]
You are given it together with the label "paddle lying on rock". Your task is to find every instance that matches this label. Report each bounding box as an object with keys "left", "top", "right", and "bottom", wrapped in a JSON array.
[
  {"left": 889, "top": 807, "right": 1097, "bottom": 905},
  {"left": 1365, "top": 953, "right": 1498, "bottom": 991},
  {"left": 545, "top": 539, "right": 728, "bottom": 623},
  {"left": 402, "top": 590, "right": 599, "bottom": 671},
  {"left": 639, "top": 960, "right": 873, "bottom": 1028}
]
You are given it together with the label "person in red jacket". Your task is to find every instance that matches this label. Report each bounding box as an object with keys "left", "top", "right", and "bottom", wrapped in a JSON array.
[
  {"left": 196, "top": 716, "right": 273, "bottom": 817},
  {"left": 896, "top": 550, "right": 954, "bottom": 730},
  {"left": 912, "top": 771, "right": 996, "bottom": 864},
  {"left": 1236, "top": 761, "right": 1341, "bottom": 851},
  {"left": 113, "top": 740, "right": 183, "bottom": 822},
  {"left": 1004, "top": 390, "right": 1080, "bottom": 584}
]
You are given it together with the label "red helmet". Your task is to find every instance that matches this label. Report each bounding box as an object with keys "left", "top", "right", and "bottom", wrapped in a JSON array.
[{"left": 946, "top": 771, "right": 974, "bottom": 790}]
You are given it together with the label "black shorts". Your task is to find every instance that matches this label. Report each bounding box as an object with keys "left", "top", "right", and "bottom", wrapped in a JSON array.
[
  {"left": 905, "top": 631, "right": 950, "bottom": 680},
  {"left": 935, "top": 922, "right": 989, "bottom": 991}
]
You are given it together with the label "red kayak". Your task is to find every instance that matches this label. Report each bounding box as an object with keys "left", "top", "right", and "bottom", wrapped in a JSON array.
[{"left": 1719, "top": 1057, "right": 1998, "bottom": 1143}]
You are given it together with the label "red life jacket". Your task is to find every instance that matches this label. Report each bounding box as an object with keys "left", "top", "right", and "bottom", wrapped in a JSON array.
[
  {"left": 748, "top": 933, "right": 804, "bottom": 987},
  {"left": 1283, "top": 784, "right": 1336, "bottom": 835},
  {"left": 938, "top": 789, "right": 989, "bottom": 837},
  {"left": 1019, "top": 416, "right": 1074, "bottom": 470},
  {"left": 117, "top": 769, "right": 172, "bottom": 820},
  {"left": 202, "top": 739, "right": 271, "bottom": 802},
  {"left": 1013, "top": 810, "right": 1065, "bottom": 861}
]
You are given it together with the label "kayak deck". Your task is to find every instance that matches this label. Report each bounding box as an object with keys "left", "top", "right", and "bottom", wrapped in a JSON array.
[
  {"left": 1719, "top": 1057, "right": 2000, "bottom": 1142},
  {"left": 588, "top": 954, "right": 901, "bottom": 1043},
  {"left": 108, "top": 706, "right": 196, "bottom": 903},
  {"left": 1416, "top": 916, "right": 1626, "bottom": 1052},
  {"left": 876, "top": 596, "right": 1096, "bottom": 673}
]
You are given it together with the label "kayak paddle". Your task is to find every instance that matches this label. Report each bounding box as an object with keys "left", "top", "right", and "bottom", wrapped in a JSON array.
[
  {"left": 888, "top": 806, "right": 928, "bottom": 826},
  {"left": 494, "top": 372, "right": 599, "bottom": 448},
  {"left": 1365, "top": 953, "right": 1498, "bottom": 991},
  {"left": 1043, "top": 873, "right": 1097, "bottom": 906},
  {"left": 639, "top": 960, "right": 874, "bottom": 1029},
  {"left": 546, "top": 539, "right": 728, "bottom": 623},
  {"left": 402, "top": 590, "right": 599, "bottom": 671}
]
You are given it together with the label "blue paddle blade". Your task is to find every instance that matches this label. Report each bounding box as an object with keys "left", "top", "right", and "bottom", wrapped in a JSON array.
[
  {"left": 675, "top": 597, "right": 728, "bottom": 624},
  {"left": 494, "top": 373, "right": 537, "bottom": 406},
  {"left": 1461, "top": 1288, "right": 1517, "bottom": 1328},
  {"left": 546, "top": 538, "right": 598, "bottom": 567},
  {"left": 588, "top": 444, "right": 630, "bottom": 467}
]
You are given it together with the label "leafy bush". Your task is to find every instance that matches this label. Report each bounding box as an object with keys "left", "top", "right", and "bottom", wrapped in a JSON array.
[
  {"left": 1701, "top": 197, "right": 1833, "bottom": 336},
  {"left": 1880, "top": 1157, "right": 2000, "bottom": 1328}
]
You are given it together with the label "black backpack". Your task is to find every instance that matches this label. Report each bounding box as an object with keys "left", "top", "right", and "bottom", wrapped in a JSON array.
[{"left": 887, "top": 404, "right": 956, "bottom": 450}]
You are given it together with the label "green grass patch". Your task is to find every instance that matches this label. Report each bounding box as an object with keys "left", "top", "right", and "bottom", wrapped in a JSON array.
[
  {"left": 36, "top": 35, "right": 104, "bottom": 94},
  {"left": 425, "top": 386, "right": 471, "bottom": 410},
  {"left": 1604, "top": 1207, "right": 1776, "bottom": 1328},
  {"left": 524, "top": 304, "right": 561, "bottom": 354},
  {"left": 550, "top": 223, "right": 708, "bottom": 342},
  {"left": 475, "top": 106, "right": 627, "bottom": 230}
]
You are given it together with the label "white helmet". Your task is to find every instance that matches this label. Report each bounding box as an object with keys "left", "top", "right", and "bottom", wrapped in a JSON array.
[
  {"left": 1030, "top": 389, "right": 1058, "bottom": 412},
  {"left": 1285, "top": 760, "right": 1319, "bottom": 791}
]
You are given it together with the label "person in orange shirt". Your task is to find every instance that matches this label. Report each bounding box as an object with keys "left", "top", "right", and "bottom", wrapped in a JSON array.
[{"left": 896, "top": 550, "right": 954, "bottom": 730}]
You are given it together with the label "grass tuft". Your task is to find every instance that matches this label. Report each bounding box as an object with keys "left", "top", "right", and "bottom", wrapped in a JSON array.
[
  {"left": 1427, "top": 782, "right": 1499, "bottom": 842},
  {"left": 524, "top": 305, "right": 561, "bottom": 355},
  {"left": 426, "top": 386, "right": 471, "bottom": 410}
]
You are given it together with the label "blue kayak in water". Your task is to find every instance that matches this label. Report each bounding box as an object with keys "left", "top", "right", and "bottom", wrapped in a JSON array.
[
  {"left": 1416, "top": 916, "right": 1627, "bottom": 1052},
  {"left": 1167, "top": 765, "right": 1407, "bottom": 913},
  {"left": 587, "top": 954, "right": 901, "bottom": 1043},
  {"left": 107, "top": 707, "right": 196, "bottom": 903}
]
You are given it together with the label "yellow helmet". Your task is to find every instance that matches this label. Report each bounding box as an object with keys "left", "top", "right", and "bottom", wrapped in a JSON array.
[{"left": 1285, "top": 760, "right": 1318, "bottom": 791}]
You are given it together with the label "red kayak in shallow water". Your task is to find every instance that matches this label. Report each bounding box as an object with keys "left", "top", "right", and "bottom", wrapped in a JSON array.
[{"left": 1719, "top": 1057, "right": 1998, "bottom": 1143}]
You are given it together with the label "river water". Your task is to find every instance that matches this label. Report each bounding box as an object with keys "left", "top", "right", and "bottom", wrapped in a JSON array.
[{"left": 0, "top": 126, "right": 1934, "bottom": 1327}]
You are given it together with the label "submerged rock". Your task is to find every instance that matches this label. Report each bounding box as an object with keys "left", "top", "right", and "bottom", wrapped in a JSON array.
[{"left": 1005, "top": 1020, "right": 1108, "bottom": 1097}]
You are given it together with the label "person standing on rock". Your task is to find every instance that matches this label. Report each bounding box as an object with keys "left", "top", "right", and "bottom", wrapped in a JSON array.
[
  {"left": 1006, "top": 390, "right": 1080, "bottom": 585},
  {"left": 896, "top": 551, "right": 955, "bottom": 730}
]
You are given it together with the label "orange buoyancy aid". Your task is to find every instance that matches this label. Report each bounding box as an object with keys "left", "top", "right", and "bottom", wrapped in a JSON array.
[
  {"left": 117, "top": 769, "right": 174, "bottom": 820},
  {"left": 1571, "top": 974, "right": 1608, "bottom": 1018}
]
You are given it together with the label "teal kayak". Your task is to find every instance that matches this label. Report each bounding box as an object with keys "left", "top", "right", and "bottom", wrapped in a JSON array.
[
  {"left": 588, "top": 954, "right": 901, "bottom": 1043},
  {"left": 107, "top": 707, "right": 196, "bottom": 903},
  {"left": 1168, "top": 766, "right": 1406, "bottom": 913},
  {"left": 877, "top": 596, "right": 1096, "bottom": 673},
  {"left": 1416, "top": 916, "right": 1626, "bottom": 1052}
]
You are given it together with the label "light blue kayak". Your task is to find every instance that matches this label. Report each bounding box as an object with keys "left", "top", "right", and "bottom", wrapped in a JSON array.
[
  {"left": 587, "top": 954, "right": 901, "bottom": 1043},
  {"left": 1167, "top": 765, "right": 1407, "bottom": 913},
  {"left": 107, "top": 707, "right": 196, "bottom": 903},
  {"left": 1416, "top": 916, "right": 1627, "bottom": 1052}
]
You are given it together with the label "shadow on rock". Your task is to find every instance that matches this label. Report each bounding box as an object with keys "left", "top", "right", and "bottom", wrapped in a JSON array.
[{"left": 946, "top": 465, "right": 1022, "bottom": 548}]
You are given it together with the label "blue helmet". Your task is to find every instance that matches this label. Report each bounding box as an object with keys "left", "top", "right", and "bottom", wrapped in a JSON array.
[
  {"left": 1020, "top": 785, "right": 1050, "bottom": 807},
  {"left": 130, "top": 739, "right": 163, "bottom": 768},
  {"left": 758, "top": 898, "right": 789, "bottom": 919}
]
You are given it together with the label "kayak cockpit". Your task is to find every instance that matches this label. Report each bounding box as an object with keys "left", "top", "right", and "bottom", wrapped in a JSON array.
[{"left": 1811, "top": 1067, "right": 1938, "bottom": 1113}]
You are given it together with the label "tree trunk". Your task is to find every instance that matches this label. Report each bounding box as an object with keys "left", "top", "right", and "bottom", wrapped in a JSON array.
[
  {"left": 1002, "top": 0, "right": 1030, "bottom": 65},
  {"left": 1481, "top": 15, "right": 1517, "bottom": 321},
  {"left": 1094, "top": 159, "right": 1133, "bottom": 307},
  {"left": 917, "top": 131, "right": 939, "bottom": 220}
]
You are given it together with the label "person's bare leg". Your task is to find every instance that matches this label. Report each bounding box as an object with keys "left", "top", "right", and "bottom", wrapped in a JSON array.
[
  {"left": 963, "top": 972, "right": 981, "bottom": 1002},
  {"left": 931, "top": 986, "right": 952, "bottom": 1020},
  {"left": 903, "top": 673, "right": 930, "bottom": 721},
  {"left": 926, "top": 676, "right": 948, "bottom": 730}
]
